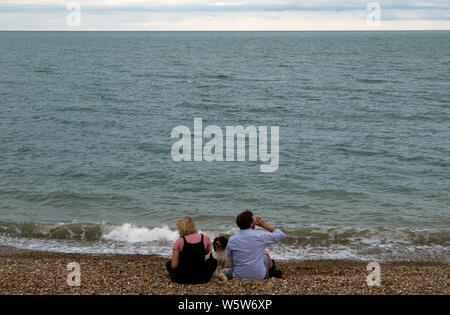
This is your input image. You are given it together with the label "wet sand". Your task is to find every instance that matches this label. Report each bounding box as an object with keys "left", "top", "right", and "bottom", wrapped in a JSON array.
[{"left": 0, "top": 246, "right": 448, "bottom": 295}]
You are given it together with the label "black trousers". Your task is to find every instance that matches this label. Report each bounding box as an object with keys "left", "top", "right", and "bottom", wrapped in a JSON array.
[{"left": 166, "top": 258, "right": 217, "bottom": 284}]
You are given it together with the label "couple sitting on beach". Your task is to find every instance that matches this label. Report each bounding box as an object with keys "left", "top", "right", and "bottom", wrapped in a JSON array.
[{"left": 166, "top": 210, "right": 286, "bottom": 284}]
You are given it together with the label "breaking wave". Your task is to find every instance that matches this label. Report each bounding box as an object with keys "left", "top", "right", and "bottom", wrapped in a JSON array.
[{"left": 0, "top": 221, "right": 448, "bottom": 262}]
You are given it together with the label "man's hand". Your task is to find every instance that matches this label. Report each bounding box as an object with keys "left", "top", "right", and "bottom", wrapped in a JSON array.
[
  {"left": 255, "top": 216, "right": 276, "bottom": 232},
  {"left": 254, "top": 216, "right": 266, "bottom": 227}
]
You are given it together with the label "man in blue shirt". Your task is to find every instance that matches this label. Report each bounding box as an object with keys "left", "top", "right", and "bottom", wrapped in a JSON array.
[{"left": 219, "top": 210, "right": 286, "bottom": 281}]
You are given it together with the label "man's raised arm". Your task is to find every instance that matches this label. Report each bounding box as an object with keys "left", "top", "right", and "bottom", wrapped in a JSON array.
[{"left": 255, "top": 216, "right": 286, "bottom": 243}]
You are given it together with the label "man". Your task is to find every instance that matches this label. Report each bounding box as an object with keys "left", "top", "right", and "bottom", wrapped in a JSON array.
[{"left": 219, "top": 210, "right": 286, "bottom": 281}]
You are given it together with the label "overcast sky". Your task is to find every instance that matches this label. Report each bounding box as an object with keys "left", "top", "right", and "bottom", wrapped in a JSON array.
[{"left": 1, "top": 0, "right": 449, "bottom": 30}]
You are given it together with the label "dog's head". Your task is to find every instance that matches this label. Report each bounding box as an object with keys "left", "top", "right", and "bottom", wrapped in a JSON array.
[{"left": 213, "top": 236, "right": 228, "bottom": 252}]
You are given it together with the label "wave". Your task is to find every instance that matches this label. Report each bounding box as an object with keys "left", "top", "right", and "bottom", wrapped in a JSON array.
[
  {"left": 0, "top": 189, "right": 135, "bottom": 208},
  {"left": 357, "top": 79, "right": 389, "bottom": 84},
  {"left": 0, "top": 221, "right": 448, "bottom": 245},
  {"left": 206, "top": 74, "right": 231, "bottom": 80},
  {"left": 32, "top": 67, "right": 56, "bottom": 74},
  {"left": 103, "top": 223, "right": 178, "bottom": 243},
  {"left": 0, "top": 221, "right": 105, "bottom": 241},
  {"left": 0, "top": 221, "right": 448, "bottom": 262}
]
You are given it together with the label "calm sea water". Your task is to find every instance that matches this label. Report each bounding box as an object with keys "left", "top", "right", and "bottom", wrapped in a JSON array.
[{"left": 0, "top": 31, "right": 449, "bottom": 261}]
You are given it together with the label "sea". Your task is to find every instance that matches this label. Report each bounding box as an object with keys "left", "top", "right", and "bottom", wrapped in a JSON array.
[{"left": 0, "top": 31, "right": 449, "bottom": 262}]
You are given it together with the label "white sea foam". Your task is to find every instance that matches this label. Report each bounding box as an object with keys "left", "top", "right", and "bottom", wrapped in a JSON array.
[
  {"left": 102, "top": 223, "right": 179, "bottom": 243},
  {"left": 0, "top": 222, "right": 448, "bottom": 262}
]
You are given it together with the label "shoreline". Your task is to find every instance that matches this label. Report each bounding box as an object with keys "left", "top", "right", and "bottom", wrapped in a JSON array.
[{"left": 0, "top": 245, "right": 448, "bottom": 295}]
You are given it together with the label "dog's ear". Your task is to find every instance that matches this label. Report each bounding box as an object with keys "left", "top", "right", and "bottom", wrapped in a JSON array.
[
  {"left": 213, "top": 237, "right": 219, "bottom": 251},
  {"left": 219, "top": 236, "right": 228, "bottom": 249}
]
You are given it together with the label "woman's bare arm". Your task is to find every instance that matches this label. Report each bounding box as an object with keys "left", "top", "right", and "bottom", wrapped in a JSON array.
[{"left": 171, "top": 249, "right": 180, "bottom": 269}]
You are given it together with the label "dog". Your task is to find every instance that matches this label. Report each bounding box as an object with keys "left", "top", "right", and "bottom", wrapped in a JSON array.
[{"left": 206, "top": 236, "right": 229, "bottom": 277}]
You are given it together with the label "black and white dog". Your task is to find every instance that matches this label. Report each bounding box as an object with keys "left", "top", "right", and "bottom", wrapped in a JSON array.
[{"left": 206, "top": 236, "right": 229, "bottom": 277}]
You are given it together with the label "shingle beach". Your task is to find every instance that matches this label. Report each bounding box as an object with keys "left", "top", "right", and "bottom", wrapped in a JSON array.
[{"left": 0, "top": 246, "right": 448, "bottom": 295}]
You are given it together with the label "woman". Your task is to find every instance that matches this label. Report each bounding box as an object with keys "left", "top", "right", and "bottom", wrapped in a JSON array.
[{"left": 166, "top": 216, "right": 217, "bottom": 284}]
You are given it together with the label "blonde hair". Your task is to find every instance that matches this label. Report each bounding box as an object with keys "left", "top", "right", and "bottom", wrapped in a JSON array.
[{"left": 176, "top": 216, "right": 198, "bottom": 236}]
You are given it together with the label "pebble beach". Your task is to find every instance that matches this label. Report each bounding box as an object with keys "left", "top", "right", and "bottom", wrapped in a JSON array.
[{"left": 0, "top": 246, "right": 448, "bottom": 295}]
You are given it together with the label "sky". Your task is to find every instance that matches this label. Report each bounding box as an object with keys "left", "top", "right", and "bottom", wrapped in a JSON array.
[{"left": 0, "top": 0, "right": 449, "bottom": 30}]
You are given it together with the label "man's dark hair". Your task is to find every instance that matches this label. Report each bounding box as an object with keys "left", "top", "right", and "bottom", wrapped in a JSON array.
[{"left": 236, "top": 210, "right": 254, "bottom": 230}]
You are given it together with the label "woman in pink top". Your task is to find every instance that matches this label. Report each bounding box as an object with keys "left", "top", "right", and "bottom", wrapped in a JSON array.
[{"left": 166, "top": 216, "right": 217, "bottom": 284}]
